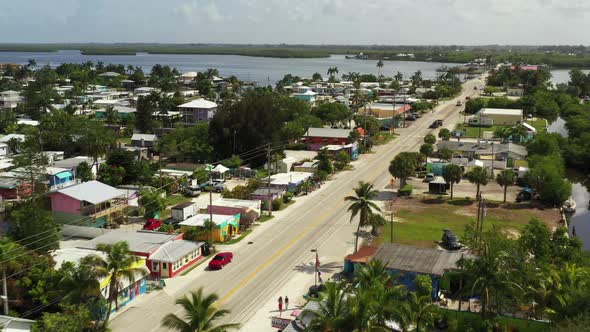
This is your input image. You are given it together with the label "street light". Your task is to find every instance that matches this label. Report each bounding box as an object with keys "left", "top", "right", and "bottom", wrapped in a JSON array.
[
  {"left": 490, "top": 142, "right": 495, "bottom": 178},
  {"left": 311, "top": 249, "right": 320, "bottom": 287}
]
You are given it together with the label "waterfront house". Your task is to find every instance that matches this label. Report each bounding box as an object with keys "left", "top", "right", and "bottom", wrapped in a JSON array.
[
  {"left": 177, "top": 99, "right": 218, "bottom": 125},
  {"left": 303, "top": 127, "right": 353, "bottom": 151},
  {"left": 49, "top": 180, "right": 128, "bottom": 227},
  {"left": 179, "top": 213, "right": 241, "bottom": 243},
  {"left": 178, "top": 71, "right": 198, "bottom": 84}
]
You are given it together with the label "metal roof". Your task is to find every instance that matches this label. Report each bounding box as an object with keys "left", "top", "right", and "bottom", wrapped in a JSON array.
[
  {"left": 178, "top": 98, "right": 217, "bottom": 109},
  {"left": 305, "top": 127, "right": 352, "bottom": 139},
  {"left": 131, "top": 133, "right": 158, "bottom": 141},
  {"left": 56, "top": 180, "right": 125, "bottom": 204},
  {"left": 479, "top": 108, "right": 523, "bottom": 116},
  {"left": 372, "top": 243, "right": 465, "bottom": 276},
  {"left": 149, "top": 240, "right": 204, "bottom": 263},
  {"left": 179, "top": 213, "right": 238, "bottom": 227},
  {"left": 77, "top": 230, "right": 179, "bottom": 254},
  {"left": 54, "top": 156, "right": 101, "bottom": 169}
]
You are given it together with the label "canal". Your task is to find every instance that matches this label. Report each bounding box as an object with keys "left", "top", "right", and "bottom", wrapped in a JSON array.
[{"left": 547, "top": 118, "right": 590, "bottom": 249}]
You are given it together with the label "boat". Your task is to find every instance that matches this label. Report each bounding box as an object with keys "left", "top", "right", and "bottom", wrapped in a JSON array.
[{"left": 562, "top": 197, "right": 576, "bottom": 213}]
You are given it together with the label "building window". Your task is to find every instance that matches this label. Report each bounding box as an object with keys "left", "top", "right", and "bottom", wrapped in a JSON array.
[{"left": 152, "top": 261, "right": 159, "bottom": 271}]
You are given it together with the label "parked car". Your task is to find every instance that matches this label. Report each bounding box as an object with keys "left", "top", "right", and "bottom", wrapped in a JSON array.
[
  {"left": 200, "top": 181, "right": 225, "bottom": 193},
  {"left": 465, "top": 96, "right": 471, "bottom": 100},
  {"left": 411, "top": 112, "right": 423, "bottom": 118},
  {"left": 456, "top": 101, "right": 463, "bottom": 106},
  {"left": 441, "top": 229, "right": 461, "bottom": 250},
  {"left": 405, "top": 114, "right": 416, "bottom": 121},
  {"left": 162, "top": 218, "right": 181, "bottom": 229},
  {"left": 185, "top": 184, "right": 201, "bottom": 197},
  {"left": 423, "top": 173, "right": 435, "bottom": 182},
  {"left": 143, "top": 219, "right": 162, "bottom": 231},
  {"left": 208, "top": 252, "right": 233, "bottom": 270}
]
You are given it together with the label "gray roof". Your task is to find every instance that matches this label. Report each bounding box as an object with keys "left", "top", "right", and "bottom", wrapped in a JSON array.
[
  {"left": 57, "top": 180, "right": 124, "bottom": 204},
  {"left": 149, "top": 240, "right": 204, "bottom": 263},
  {"left": 54, "top": 156, "right": 101, "bottom": 169},
  {"left": 252, "top": 187, "right": 285, "bottom": 195},
  {"left": 172, "top": 202, "right": 196, "bottom": 209},
  {"left": 99, "top": 71, "right": 121, "bottom": 77},
  {"left": 78, "top": 230, "right": 179, "bottom": 254},
  {"left": 437, "top": 141, "right": 527, "bottom": 157},
  {"left": 305, "top": 127, "right": 352, "bottom": 139},
  {"left": 131, "top": 133, "right": 158, "bottom": 142},
  {"left": 0, "top": 177, "right": 20, "bottom": 189},
  {"left": 372, "top": 243, "right": 465, "bottom": 276}
]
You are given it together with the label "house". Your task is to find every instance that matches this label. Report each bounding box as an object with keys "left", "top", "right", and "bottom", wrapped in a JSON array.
[
  {"left": 364, "top": 103, "right": 412, "bottom": 128},
  {"left": 16, "top": 119, "right": 39, "bottom": 127},
  {"left": 437, "top": 141, "right": 528, "bottom": 165},
  {"left": 321, "top": 143, "right": 359, "bottom": 160},
  {"left": 270, "top": 172, "right": 314, "bottom": 192},
  {"left": 148, "top": 240, "right": 205, "bottom": 278},
  {"left": 179, "top": 213, "right": 240, "bottom": 242},
  {"left": 48, "top": 180, "right": 128, "bottom": 227},
  {"left": 0, "top": 178, "right": 33, "bottom": 200},
  {"left": 0, "top": 134, "right": 25, "bottom": 144},
  {"left": 0, "top": 143, "right": 7, "bottom": 157},
  {"left": 76, "top": 229, "right": 204, "bottom": 278},
  {"left": 294, "top": 161, "right": 318, "bottom": 173},
  {"left": 47, "top": 167, "right": 77, "bottom": 190},
  {"left": 303, "top": 127, "right": 352, "bottom": 151},
  {"left": 208, "top": 198, "right": 261, "bottom": 228},
  {"left": 177, "top": 99, "right": 218, "bottom": 125},
  {"left": 178, "top": 71, "right": 198, "bottom": 84},
  {"left": 476, "top": 108, "right": 523, "bottom": 125},
  {"left": 53, "top": 247, "right": 149, "bottom": 311},
  {"left": 95, "top": 106, "right": 136, "bottom": 120},
  {"left": 428, "top": 176, "right": 450, "bottom": 194},
  {"left": 131, "top": 133, "right": 158, "bottom": 148},
  {"left": 372, "top": 243, "right": 466, "bottom": 299},
  {"left": 54, "top": 156, "right": 102, "bottom": 178},
  {"left": 293, "top": 90, "right": 318, "bottom": 104},
  {"left": 0, "top": 90, "right": 23, "bottom": 109},
  {"left": 0, "top": 315, "right": 36, "bottom": 332},
  {"left": 250, "top": 187, "right": 286, "bottom": 201},
  {"left": 507, "top": 87, "right": 524, "bottom": 97}
]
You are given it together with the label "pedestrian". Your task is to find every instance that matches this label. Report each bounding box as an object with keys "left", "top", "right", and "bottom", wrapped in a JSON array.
[
  {"left": 278, "top": 296, "right": 283, "bottom": 316},
  {"left": 284, "top": 296, "right": 289, "bottom": 310}
]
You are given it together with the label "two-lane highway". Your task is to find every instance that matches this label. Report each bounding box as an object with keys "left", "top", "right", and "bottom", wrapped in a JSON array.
[{"left": 110, "top": 76, "right": 485, "bottom": 332}]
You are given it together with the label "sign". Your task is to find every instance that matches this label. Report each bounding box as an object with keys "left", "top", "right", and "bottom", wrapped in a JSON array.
[{"left": 271, "top": 317, "right": 291, "bottom": 330}]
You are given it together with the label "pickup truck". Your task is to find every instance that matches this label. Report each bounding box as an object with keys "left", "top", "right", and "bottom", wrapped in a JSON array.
[{"left": 143, "top": 219, "right": 162, "bottom": 231}]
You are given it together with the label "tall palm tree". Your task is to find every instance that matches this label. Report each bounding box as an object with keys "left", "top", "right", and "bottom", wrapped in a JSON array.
[
  {"left": 394, "top": 71, "right": 404, "bottom": 82},
  {"left": 466, "top": 166, "right": 489, "bottom": 199},
  {"left": 394, "top": 292, "right": 439, "bottom": 332},
  {"left": 496, "top": 169, "right": 515, "bottom": 203},
  {"left": 161, "top": 288, "right": 239, "bottom": 332},
  {"left": 303, "top": 282, "right": 350, "bottom": 332},
  {"left": 509, "top": 124, "right": 529, "bottom": 143},
  {"left": 354, "top": 259, "right": 392, "bottom": 289},
  {"left": 104, "top": 105, "right": 118, "bottom": 125},
  {"left": 345, "top": 181, "right": 381, "bottom": 253},
  {"left": 58, "top": 258, "right": 102, "bottom": 305},
  {"left": 87, "top": 241, "right": 146, "bottom": 324},
  {"left": 376, "top": 60, "right": 384, "bottom": 77}
]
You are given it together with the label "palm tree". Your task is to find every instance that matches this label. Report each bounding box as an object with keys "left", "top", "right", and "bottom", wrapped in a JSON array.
[
  {"left": 496, "top": 169, "right": 515, "bottom": 203},
  {"left": 354, "top": 259, "right": 392, "bottom": 289},
  {"left": 394, "top": 71, "right": 404, "bottom": 82},
  {"left": 367, "top": 213, "right": 387, "bottom": 237},
  {"left": 466, "top": 166, "right": 489, "bottom": 199},
  {"left": 376, "top": 60, "right": 384, "bottom": 76},
  {"left": 303, "top": 282, "right": 350, "bottom": 332},
  {"left": 345, "top": 181, "right": 381, "bottom": 253},
  {"left": 104, "top": 105, "right": 118, "bottom": 125},
  {"left": 410, "top": 70, "right": 423, "bottom": 87},
  {"left": 394, "top": 292, "right": 439, "bottom": 332},
  {"left": 161, "top": 288, "right": 239, "bottom": 332},
  {"left": 442, "top": 164, "right": 463, "bottom": 199},
  {"left": 203, "top": 219, "right": 216, "bottom": 244},
  {"left": 87, "top": 241, "right": 146, "bottom": 324},
  {"left": 509, "top": 124, "right": 529, "bottom": 143},
  {"left": 58, "top": 258, "right": 102, "bottom": 305}
]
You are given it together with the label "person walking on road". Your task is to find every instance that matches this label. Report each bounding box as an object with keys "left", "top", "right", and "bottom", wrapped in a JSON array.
[
  {"left": 278, "top": 296, "right": 283, "bottom": 316},
  {"left": 285, "top": 296, "right": 289, "bottom": 310}
]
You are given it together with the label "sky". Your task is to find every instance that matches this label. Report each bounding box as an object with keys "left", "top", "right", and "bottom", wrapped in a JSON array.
[{"left": 0, "top": 0, "right": 589, "bottom": 45}]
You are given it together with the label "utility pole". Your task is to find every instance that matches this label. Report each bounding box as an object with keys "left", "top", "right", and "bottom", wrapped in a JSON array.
[
  {"left": 475, "top": 194, "right": 482, "bottom": 244},
  {"left": 267, "top": 144, "right": 272, "bottom": 216},
  {"left": 2, "top": 269, "right": 8, "bottom": 315},
  {"left": 209, "top": 167, "right": 213, "bottom": 246}
]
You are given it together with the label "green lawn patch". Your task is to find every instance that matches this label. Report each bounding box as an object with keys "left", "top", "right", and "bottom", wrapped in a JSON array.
[
  {"left": 118, "top": 137, "right": 132, "bottom": 145},
  {"left": 380, "top": 199, "right": 547, "bottom": 248},
  {"left": 440, "top": 309, "right": 549, "bottom": 332},
  {"left": 223, "top": 229, "right": 253, "bottom": 245},
  {"left": 165, "top": 194, "right": 191, "bottom": 207},
  {"left": 258, "top": 215, "right": 275, "bottom": 223},
  {"left": 455, "top": 124, "right": 510, "bottom": 138},
  {"left": 525, "top": 118, "right": 548, "bottom": 132}
]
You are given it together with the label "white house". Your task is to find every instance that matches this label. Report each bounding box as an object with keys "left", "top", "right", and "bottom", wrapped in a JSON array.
[
  {"left": 0, "top": 90, "right": 23, "bottom": 109},
  {"left": 177, "top": 99, "right": 218, "bottom": 125},
  {"left": 476, "top": 108, "right": 523, "bottom": 126}
]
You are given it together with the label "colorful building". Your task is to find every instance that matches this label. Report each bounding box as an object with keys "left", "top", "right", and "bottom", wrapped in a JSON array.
[
  {"left": 179, "top": 213, "right": 240, "bottom": 243},
  {"left": 208, "top": 198, "right": 261, "bottom": 228},
  {"left": 147, "top": 240, "right": 205, "bottom": 278},
  {"left": 303, "top": 127, "right": 353, "bottom": 151}
]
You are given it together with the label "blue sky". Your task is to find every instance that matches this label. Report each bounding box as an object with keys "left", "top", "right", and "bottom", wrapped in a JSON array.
[{"left": 0, "top": 0, "right": 588, "bottom": 44}]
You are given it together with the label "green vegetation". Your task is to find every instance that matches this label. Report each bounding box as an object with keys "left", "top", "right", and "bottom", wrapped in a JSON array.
[{"left": 164, "top": 194, "right": 191, "bottom": 207}]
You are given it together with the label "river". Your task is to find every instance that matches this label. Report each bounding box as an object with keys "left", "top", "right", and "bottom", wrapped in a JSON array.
[
  {"left": 547, "top": 118, "right": 590, "bottom": 249},
  {"left": 0, "top": 50, "right": 456, "bottom": 86}
]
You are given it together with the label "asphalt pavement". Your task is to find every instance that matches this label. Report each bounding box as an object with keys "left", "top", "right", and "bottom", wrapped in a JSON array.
[{"left": 109, "top": 76, "right": 485, "bottom": 332}]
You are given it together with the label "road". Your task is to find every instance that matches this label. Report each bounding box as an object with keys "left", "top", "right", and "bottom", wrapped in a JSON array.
[{"left": 109, "top": 76, "right": 485, "bottom": 332}]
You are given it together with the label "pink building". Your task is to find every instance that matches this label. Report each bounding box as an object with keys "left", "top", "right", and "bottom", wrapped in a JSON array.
[{"left": 208, "top": 198, "right": 261, "bottom": 228}]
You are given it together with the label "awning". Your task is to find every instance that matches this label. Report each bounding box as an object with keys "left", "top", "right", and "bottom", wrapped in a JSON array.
[
  {"left": 56, "top": 172, "right": 72, "bottom": 180},
  {"left": 212, "top": 164, "right": 230, "bottom": 173}
]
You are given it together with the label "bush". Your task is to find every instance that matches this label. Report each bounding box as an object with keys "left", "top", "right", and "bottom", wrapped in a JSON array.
[
  {"left": 272, "top": 198, "right": 283, "bottom": 211},
  {"left": 398, "top": 184, "right": 413, "bottom": 197},
  {"left": 283, "top": 192, "right": 294, "bottom": 203}
]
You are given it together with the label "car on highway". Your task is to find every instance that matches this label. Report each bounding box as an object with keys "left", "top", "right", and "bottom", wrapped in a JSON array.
[
  {"left": 143, "top": 219, "right": 162, "bottom": 231},
  {"left": 442, "top": 229, "right": 462, "bottom": 250},
  {"left": 429, "top": 119, "right": 443, "bottom": 128},
  {"left": 208, "top": 252, "right": 233, "bottom": 270},
  {"left": 456, "top": 101, "right": 463, "bottom": 106}
]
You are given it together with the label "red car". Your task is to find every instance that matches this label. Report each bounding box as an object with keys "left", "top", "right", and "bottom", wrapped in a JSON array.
[
  {"left": 208, "top": 252, "right": 233, "bottom": 270},
  {"left": 143, "top": 219, "right": 162, "bottom": 231}
]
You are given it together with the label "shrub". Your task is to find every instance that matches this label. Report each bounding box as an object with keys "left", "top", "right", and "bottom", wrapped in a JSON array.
[
  {"left": 283, "top": 192, "right": 294, "bottom": 203},
  {"left": 398, "top": 184, "right": 413, "bottom": 197},
  {"left": 272, "top": 198, "right": 283, "bottom": 211}
]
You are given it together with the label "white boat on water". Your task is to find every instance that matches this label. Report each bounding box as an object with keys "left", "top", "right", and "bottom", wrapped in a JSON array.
[{"left": 563, "top": 197, "right": 577, "bottom": 213}]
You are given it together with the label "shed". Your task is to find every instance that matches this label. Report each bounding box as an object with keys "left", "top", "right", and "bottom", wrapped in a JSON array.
[
  {"left": 148, "top": 240, "right": 205, "bottom": 278},
  {"left": 428, "top": 176, "right": 450, "bottom": 194}
]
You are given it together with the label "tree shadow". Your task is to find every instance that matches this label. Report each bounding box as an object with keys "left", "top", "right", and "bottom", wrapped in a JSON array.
[
  {"left": 293, "top": 261, "right": 342, "bottom": 275},
  {"left": 447, "top": 198, "right": 474, "bottom": 206},
  {"left": 373, "top": 190, "right": 396, "bottom": 201},
  {"left": 421, "top": 198, "right": 446, "bottom": 205}
]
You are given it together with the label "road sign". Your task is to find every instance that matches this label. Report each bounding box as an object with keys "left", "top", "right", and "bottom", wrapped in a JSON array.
[{"left": 271, "top": 317, "right": 291, "bottom": 329}]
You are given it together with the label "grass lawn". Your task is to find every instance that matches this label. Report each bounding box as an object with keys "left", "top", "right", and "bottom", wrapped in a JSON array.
[
  {"left": 380, "top": 198, "right": 559, "bottom": 248},
  {"left": 525, "top": 118, "right": 548, "bottom": 132},
  {"left": 118, "top": 137, "right": 132, "bottom": 145},
  {"left": 455, "top": 123, "right": 509, "bottom": 138},
  {"left": 223, "top": 229, "right": 253, "bottom": 245},
  {"left": 373, "top": 131, "right": 397, "bottom": 146},
  {"left": 165, "top": 194, "right": 191, "bottom": 207},
  {"left": 258, "top": 215, "right": 275, "bottom": 223}
]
